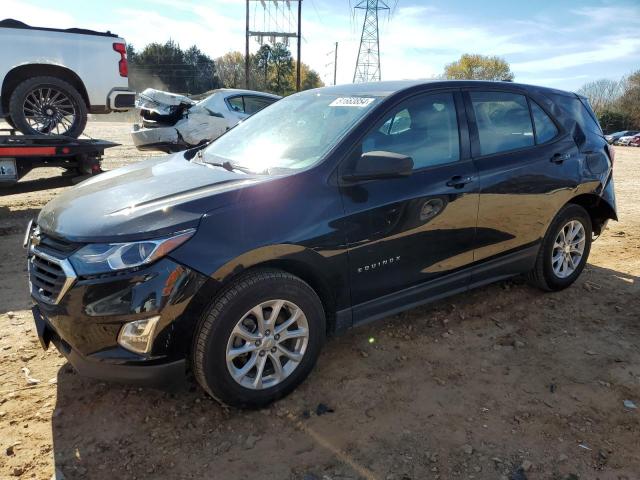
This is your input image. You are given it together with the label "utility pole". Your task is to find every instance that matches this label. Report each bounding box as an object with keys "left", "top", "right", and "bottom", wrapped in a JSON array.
[
  {"left": 245, "top": 1, "right": 302, "bottom": 91},
  {"left": 245, "top": 0, "right": 250, "bottom": 89},
  {"left": 334, "top": 41, "right": 338, "bottom": 85},
  {"left": 296, "top": 0, "right": 302, "bottom": 92},
  {"left": 353, "top": 0, "right": 389, "bottom": 83}
]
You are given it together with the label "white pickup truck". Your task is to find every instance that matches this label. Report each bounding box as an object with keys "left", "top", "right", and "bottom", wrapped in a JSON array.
[{"left": 0, "top": 18, "right": 135, "bottom": 138}]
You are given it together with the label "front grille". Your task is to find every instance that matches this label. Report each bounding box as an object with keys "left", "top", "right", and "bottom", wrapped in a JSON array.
[
  {"left": 37, "top": 233, "right": 81, "bottom": 255},
  {"left": 27, "top": 227, "right": 78, "bottom": 305}
]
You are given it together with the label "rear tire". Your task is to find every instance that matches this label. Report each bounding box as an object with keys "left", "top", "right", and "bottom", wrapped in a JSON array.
[
  {"left": 527, "top": 204, "right": 592, "bottom": 291},
  {"left": 193, "top": 269, "right": 325, "bottom": 408},
  {"left": 9, "top": 76, "right": 87, "bottom": 138}
]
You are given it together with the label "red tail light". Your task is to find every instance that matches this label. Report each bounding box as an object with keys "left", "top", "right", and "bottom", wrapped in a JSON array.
[{"left": 113, "top": 42, "right": 128, "bottom": 77}]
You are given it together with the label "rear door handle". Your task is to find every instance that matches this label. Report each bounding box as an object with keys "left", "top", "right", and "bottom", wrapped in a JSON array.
[
  {"left": 551, "top": 153, "right": 570, "bottom": 164},
  {"left": 446, "top": 175, "right": 474, "bottom": 188}
]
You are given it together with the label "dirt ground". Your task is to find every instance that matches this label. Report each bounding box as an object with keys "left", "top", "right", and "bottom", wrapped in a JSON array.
[{"left": 1, "top": 122, "right": 639, "bottom": 480}]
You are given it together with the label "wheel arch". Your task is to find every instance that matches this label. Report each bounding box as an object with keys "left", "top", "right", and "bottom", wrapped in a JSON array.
[
  {"left": 184, "top": 245, "right": 340, "bottom": 347},
  {"left": 567, "top": 193, "right": 617, "bottom": 236},
  {"left": 1, "top": 64, "right": 90, "bottom": 112}
]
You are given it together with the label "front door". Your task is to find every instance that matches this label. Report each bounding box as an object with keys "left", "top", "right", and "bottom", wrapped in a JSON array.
[{"left": 338, "top": 91, "right": 479, "bottom": 319}]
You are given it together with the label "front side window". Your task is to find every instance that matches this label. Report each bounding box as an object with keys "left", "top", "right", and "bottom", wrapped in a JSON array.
[
  {"left": 470, "top": 91, "right": 534, "bottom": 156},
  {"left": 362, "top": 92, "right": 460, "bottom": 170},
  {"left": 531, "top": 101, "right": 558, "bottom": 144}
]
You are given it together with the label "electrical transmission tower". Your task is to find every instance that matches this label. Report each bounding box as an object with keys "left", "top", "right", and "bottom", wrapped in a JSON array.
[{"left": 353, "top": 0, "right": 389, "bottom": 83}]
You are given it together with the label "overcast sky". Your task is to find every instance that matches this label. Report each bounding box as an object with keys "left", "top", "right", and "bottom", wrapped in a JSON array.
[{"left": 6, "top": 0, "right": 640, "bottom": 91}]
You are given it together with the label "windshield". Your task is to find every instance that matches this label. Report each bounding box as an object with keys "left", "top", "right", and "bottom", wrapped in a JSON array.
[{"left": 202, "top": 91, "right": 380, "bottom": 174}]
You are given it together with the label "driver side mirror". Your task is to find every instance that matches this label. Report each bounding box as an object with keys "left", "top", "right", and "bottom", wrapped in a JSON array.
[{"left": 342, "top": 151, "right": 413, "bottom": 182}]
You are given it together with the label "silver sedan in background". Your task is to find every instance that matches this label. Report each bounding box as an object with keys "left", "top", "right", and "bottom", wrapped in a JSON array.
[{"left": 131, "top": 88, "right": 280, "bottom": 153}]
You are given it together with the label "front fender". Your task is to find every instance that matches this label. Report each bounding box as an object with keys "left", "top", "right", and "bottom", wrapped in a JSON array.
[{"left": 209, "top": 244, "right": 328, "bottom": 283}]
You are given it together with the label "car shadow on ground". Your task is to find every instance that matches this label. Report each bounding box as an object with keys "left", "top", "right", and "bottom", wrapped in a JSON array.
[
  {"left": 0, "top": 174, "right": 77, "bottom": 196},
  {"left": 47, "top": 263, "right": 639, "bottom": 479}
]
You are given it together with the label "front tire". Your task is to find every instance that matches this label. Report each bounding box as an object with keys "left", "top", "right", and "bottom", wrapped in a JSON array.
[
  {"left": 9, "top": 76, "right": 88, "bottom": 138},
  {"left": 528, "top": 204, "right": 592, "bottom": 291},
  {"left": 193, "top": 269, "right": 325, "bottom": 408}
]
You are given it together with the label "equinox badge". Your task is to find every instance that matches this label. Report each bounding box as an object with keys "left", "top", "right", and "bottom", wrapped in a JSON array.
[{"left": 357, "top": 256, "right": 400, "bottom": 273}]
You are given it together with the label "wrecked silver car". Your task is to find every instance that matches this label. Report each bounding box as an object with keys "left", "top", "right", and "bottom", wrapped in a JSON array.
[{"left": 131, "top": 88, "right": 280, "bottom": 153}]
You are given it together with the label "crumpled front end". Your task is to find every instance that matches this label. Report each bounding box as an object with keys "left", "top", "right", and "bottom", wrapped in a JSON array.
[{"left": 132, "top": 89, "right": 231, "bottom": 153}]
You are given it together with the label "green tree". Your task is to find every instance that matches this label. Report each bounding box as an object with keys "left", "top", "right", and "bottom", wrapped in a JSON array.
[
  {"left": 598, "top": 109, "right": 631, "bottom": 133},
  {"left": 215, "top": 51, "right": 246, "bottom": 89},
  {"left": 269, "top": 43, "right": 294, "bottom": 95},
  {"left": 252, "top": 45, "right": 272, "bottom": 91},
  {"left": 128, "top": 40, "right": 219, "bottom": 94},
  {"left": 214, "top": 45, "right": 323, "bottom": 95},
  {"left": 618, "top": 70, "right": 640, "bottom": 129},
  {"left": 444, "top": 54, "right": 514, "bottom": 81}
]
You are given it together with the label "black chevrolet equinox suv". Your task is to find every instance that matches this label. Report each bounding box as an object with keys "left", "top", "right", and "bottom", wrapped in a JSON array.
[{"left": 26, "top": 80, "right": 616, "bottom": 407}]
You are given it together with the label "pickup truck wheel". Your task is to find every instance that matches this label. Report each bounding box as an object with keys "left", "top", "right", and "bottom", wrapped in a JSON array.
[
  {"left": 9, "top": 76, "right": 87, "bottom": 138},
  {"left": 527, "top": 204, "right": 592, "bottom": 291},
  {"left": 193, "top": 269, "right": 325, "bottom": 408}
]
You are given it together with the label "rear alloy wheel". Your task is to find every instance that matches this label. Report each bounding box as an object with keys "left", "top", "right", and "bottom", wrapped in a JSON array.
[
  {"left": 528, "top": 204, "right": 592, "bottom": 291},
  {"left": 551, "top": 220, "right": 586, "bottom": 278},
  {"left": 193, "top": 269, "right": 325, "bottom": 408},
  {"left": 9, "top": 76, "right": 87, "bottom": 138}
]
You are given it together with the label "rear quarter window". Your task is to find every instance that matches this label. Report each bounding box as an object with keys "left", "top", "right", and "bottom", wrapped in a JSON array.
[
  {"left": 530, "top": 101, "right": 559, "bottom": 144},
  {"left": 551, "top": 94, "right": 603, "bottom": 137}
]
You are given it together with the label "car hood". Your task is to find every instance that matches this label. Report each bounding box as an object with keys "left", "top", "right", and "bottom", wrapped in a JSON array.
[
  {"left": 136, "top": 88, "right": 196, "bottom": 115},
  {"left": 37, "top": 153, "right": 266, "bottom": 242}
]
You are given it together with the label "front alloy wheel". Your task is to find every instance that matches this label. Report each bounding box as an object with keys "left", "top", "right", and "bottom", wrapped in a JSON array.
[
  {"left": 226, "top": 299, "right": 309, "bottom": 390},
  {"left": 193, "top": 269, "right": 325, "bottom": 408}
]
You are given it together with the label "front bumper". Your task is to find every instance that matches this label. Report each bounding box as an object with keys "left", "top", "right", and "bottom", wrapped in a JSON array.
[
  {"left": 29, "top": 255, "right": 208, "bottom": 387},
  {"left": 33, "top": 305, "right": 187, "bottom": 387}
]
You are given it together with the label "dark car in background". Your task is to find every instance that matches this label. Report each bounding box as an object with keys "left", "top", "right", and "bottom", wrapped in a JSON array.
[{"left": 26, "top": 80, "right": 616, "bottom": 407}]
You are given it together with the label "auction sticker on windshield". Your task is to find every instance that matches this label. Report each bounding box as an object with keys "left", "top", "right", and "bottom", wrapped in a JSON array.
[{"left": 329, "top": 97, "right": 375, "bottom": 107}]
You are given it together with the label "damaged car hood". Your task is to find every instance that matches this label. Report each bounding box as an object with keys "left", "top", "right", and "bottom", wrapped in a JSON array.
[
  {"left": 37, "top": 154, "right": 267, "bottom": 242},
  {"left": 136, "top": 88, "right": 196, "bottom": 115}
]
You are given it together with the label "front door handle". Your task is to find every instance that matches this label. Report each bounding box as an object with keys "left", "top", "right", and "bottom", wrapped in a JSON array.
[
  {"left": 446, "top": 175, "right": 474, "bottom": 188},
  {"left": 551, "top": 153, "right": 570, "bottom": 164}
]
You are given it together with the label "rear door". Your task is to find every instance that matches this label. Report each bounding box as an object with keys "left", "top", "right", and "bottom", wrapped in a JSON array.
[
  {"left": 339, "top": 90, "right": 479, "bottom": 318},
  {"left": 464, "top": 89, "right": 579, "bottom": 282}
]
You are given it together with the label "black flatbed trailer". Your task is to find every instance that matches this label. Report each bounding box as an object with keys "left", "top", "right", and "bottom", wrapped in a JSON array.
[{"left": 0, "top": 129, "right": 118, "bottom": 187}]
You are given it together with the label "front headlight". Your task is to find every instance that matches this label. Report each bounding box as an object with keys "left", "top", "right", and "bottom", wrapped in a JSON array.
[{"left": 69, "top": 229, "right": 194, "bottom": 276}]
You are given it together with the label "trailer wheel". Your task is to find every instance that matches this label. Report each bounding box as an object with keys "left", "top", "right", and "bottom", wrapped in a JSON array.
[{"left": 9, "top": 76, "right": 87, "bottom": 138}]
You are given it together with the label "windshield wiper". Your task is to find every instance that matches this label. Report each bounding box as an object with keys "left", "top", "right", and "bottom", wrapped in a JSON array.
[{"left": 196, "top": 150, "right": 253, "bottom": 174}]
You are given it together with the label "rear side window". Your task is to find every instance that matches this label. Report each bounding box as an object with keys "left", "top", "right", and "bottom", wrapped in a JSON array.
[
  {"left": 470, "top": 91, "right": 534, "bottom": 156},
  {"left": 530, "top": 101, "right": 558, "bottom": 144},
  {"left": 227, "top": 96, "right": 244, "bottom": 113},
  {"left": 362, "top": 92, "right": 460, "bottom": 170},
  {"left": 244, "top": 96, "right": 275, "bottom": 115}
]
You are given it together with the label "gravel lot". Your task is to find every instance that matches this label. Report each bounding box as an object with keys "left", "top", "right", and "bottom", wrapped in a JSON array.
[{"left": 1, "top": 122, "right": 639, "bottom": 480}]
